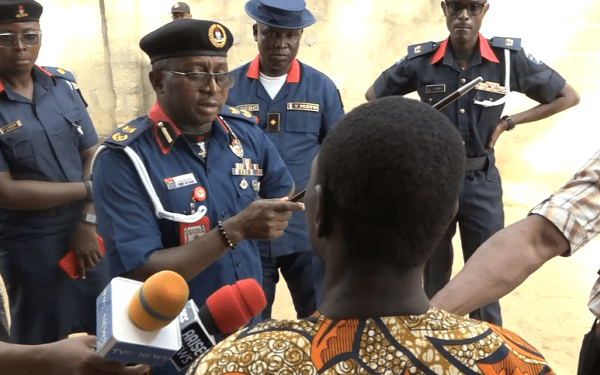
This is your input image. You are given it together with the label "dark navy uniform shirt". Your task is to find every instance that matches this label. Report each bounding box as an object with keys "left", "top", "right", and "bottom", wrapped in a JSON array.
[
  {"left": 228, "top": 56, "right": 344, "bottom": 257},
  {"left": 93, "top": 102, "right": 293, "bottom": 312},
  {"left": 373, "top": 34, "right": 566, "bottom": 158},
  {"left": 0, "top": 65, "right": 97, "bottom": 183}
]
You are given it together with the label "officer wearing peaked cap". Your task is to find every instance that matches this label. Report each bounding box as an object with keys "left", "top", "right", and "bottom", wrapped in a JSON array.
[
  {"left": 92, "top": 18, "right": 300, "bottom": 375},
  {"left": 0, "top": 0, "right": 111, "bottom": 344},
  {"left": 366, "top": 0, "right": 580, "bottom": 327},
  {"left": 227, "top": 0, "right": 344, "bottom": 321}
]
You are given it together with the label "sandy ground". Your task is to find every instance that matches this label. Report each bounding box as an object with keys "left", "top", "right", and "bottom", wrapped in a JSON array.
[{"left": 271, "top": 202, "right": 600, "bottom": 375}]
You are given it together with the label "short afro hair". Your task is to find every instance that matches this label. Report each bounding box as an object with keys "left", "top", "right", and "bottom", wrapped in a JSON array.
[{"left": 317, "top": 96, "right": 465, "bottom": 273}]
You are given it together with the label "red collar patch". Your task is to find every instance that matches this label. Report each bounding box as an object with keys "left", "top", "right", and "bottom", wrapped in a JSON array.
[
  {"left": 149, "top": 102, "right": 182, "bottom": 154},
  {"left": 431, "top": 33, "right": 499, "bottom": 65},
  {"left": 246, "top": 54, "right": 300, "bottom": 83}
]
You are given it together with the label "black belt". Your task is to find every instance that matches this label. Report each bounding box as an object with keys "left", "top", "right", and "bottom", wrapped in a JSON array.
[{"left": 465, "top": 156, "right": 487, "bottom": 172}]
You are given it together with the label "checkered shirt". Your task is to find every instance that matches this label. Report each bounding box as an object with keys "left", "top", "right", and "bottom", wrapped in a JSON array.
[{"left": 530, "top": 148, "right": 600, "bottom": 318}]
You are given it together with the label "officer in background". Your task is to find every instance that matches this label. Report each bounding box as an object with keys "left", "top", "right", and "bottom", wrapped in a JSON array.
[
  {"left": 0, "top": 0, "right": 109, "bottom": 344},
  {"left": 365, "top": 0, "right": 580, "bottom": 325},
  {"left": 227, "top": 0, "right": 344, "bottom": 319},
  {"left": 92, "top": 19, "right": 302, "bottom": 375},
  {"left": 170, "top": 2, "right": 192, "bottom": 20}
]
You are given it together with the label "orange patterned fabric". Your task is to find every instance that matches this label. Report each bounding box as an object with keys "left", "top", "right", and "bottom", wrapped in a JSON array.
[{"left": 188, "top": 308, "right": 555, "bottom": 375}]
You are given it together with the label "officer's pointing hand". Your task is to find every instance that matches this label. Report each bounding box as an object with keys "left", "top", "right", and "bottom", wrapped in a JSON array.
[{"left": 225, "top": 199, "right": 305, "bottom": 242}]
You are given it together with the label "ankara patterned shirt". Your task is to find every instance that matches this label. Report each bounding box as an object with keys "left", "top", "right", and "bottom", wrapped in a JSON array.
[{"left": 189, "top": 308, "right": 555, "bottom": 375}]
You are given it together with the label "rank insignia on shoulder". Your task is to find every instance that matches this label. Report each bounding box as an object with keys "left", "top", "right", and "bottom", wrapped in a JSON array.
[
  {"left": 111, "top": 133, "right": 128, "bottom": 142},
  {"left": 57, "top": 68, "right": 66, "bottom": 75},
  {"left": 490, "top": 37, "right": 521, "bottom": 51},
  {"left": 241, "top": 110, "right": 252, "bottom": 118},
  {"left": 407, "top": 41, "right": 438, "bottom": 60},
  {"left": 120, "top": 125, "right": 137, "bottom": 134},
  {"left": 229, "top": 106, "right": 241, "bottom": 115}
]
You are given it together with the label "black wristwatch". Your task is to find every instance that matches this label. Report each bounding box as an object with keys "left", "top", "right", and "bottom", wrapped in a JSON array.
[
  {"left": 80, "top": 212, "right": 97, "bottom": 225},
  {"left": 501, "top": 115, "right": 516, "bottom": 131}
]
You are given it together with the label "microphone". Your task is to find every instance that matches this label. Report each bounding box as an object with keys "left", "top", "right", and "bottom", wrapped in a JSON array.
[
  {"left": 170, "top": 278, "right": 266, "bottom": 372},
  {"left": 96, "top": 271, "right": 189, "bottom": 366}
]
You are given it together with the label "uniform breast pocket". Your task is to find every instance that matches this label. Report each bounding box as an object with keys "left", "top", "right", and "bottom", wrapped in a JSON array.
[
  {"left": 230, "top": 175, "right": 260, "bottom": 207},
  {"left": 0, "top": 125, "right": 37, "bottom": 171},
  {"left": 284, "top": 111, "right": 321, "bottom": 135}
]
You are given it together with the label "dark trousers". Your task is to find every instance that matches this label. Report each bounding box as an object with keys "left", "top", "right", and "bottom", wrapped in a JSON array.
[
  {"left": 578, "top": 319, "right": 600, "bottom": 375},
  {"left": 260, "top": 252, "right": 317, "bottom": 320},
  {"left": 424, "top": 165, "right": 504, "bottom": 326}
]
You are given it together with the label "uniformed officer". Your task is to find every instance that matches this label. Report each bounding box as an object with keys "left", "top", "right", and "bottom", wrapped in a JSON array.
[
  {"left": 170, "top": 2, "right": 192, "bottom": 20},
  {"left": 227, "top": 0, "right": 345, "bottom": 320},
  {"left": 92, "top": 19, "right": 301, "bottom": 375},
  {"left": 0, "top": 0, "right": 109, "bottom": 344},
  {"left": 365, "top": 0, "right": 580, "bottom": 325}
]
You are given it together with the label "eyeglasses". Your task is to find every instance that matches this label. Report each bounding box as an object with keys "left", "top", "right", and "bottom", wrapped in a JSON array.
[
  {"left": 0, "top": 31, "right": 42, "bottom": 48},
  {"left": 161, "top": 70, "right": 235, "bottom": 89},
  {"left": 444, "top": 1, "right": 486, "bottom": 16}
]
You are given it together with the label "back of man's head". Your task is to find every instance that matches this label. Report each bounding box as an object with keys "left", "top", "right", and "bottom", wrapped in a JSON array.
[{"left": 317, "top": 96, "right": 465, "bottom": 273}]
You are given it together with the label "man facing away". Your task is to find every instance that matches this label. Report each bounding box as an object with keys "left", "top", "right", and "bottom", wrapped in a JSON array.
[
  {"left": 227, "top": 0, "right": 345, "bottom": 320},
  {"left": 188, "top": 96, "right": 557, "bottom": 375},
  {"left": 365, "top": 0, "right": 579, "bottom": 326}
]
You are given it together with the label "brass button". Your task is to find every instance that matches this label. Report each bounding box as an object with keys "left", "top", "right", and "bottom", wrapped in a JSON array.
[
  {"left": 459, "top": 109, "right": 466, "bottom": 114},
  {"left": 460, "top": 78, "right": 466, "bottom": 84}
]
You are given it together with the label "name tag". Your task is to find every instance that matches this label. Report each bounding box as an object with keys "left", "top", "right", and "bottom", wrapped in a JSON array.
[
  {"left": 237, "top": 104, "right": 259, "bottom": 112},
  {"left": 426, "top": 84, "right": 446, "bottom": 94},
  {"left": 287, "top": 102, "right": 320, "bottom": 112},
  {"left": 0, "top": 120, "right": 23, "bottom": 136},
  {"left": 164, "top": 173, "right": 197, "bottom": 190}
]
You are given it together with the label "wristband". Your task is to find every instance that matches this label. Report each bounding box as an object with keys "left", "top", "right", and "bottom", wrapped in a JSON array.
[
  {"left": 83, "top": 180, "right": 93, "bottom": 202},
  {"left": 501, "top": 115, "right": 516, "bottom": 131},
  {"left": 217, "top": 221, "right": 237, "bottom": 249}
]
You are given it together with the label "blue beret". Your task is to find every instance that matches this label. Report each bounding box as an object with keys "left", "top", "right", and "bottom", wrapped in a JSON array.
[
  {"left": 0, "top": 0, "right": 42, "bottom": 24},
  {"left": 244, "top": 0, "right": 316, "bottom": 30},
  {"left": 139, "top": 19, "right": 233, "bottom": 64}
]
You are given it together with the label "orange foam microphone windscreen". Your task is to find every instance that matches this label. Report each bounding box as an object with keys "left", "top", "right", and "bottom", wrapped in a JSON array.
[{"left": 128, "top": 270, "right": 189, "bottom": 331}]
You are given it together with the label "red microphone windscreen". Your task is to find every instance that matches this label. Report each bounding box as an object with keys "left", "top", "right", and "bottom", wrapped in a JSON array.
[
  {"left": 205, "top": 278, "right": 267, "bottom": 334},
  {"left": 128, "top": 270, "right": 189, "bottom": 331}
]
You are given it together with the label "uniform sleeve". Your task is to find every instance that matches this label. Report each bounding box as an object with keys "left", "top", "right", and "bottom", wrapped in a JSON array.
[
  {"left": 372, "top": 56, "right": 416, "bottom": 98},
  {"left": 92, "top": 148, "right": 164, "bottom": 277},
  {"left": 511, "top": 48, "right": 566, "bottom": 104},
  {"left": 320, "top": 77, "right": 345, "bottom": 143},
  {"left": 69, "top": 83, "right": 98, "bottom": 151},
  {"left": 529, "top": 148, "right": 600, "bottom": 255},
  {"left": 256, "top": 132, "right": 294, "bottom": 199}
]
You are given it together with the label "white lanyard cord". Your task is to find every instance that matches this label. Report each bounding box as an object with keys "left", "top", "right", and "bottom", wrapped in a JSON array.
[{"left": 92, "top": 145, "right": 207, "bottom": 223}]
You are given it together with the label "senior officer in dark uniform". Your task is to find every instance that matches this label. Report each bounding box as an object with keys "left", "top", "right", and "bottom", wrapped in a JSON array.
[
  {"left": 227, "top": 0, "right": 344, "bottom": 320},
  {"left": 0, "top": 0, "right": 109, "bottom": 344},
  {"left": 92, "top": 19, "right": 301, "bottom": 375},
  {"left": 365, "top": 0, "right": 580, "bottom": 325}
]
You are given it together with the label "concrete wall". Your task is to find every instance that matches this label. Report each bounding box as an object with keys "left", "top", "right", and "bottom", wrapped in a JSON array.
[{"left": 36, "top": 0, "right": 599, "bottom": 212}]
